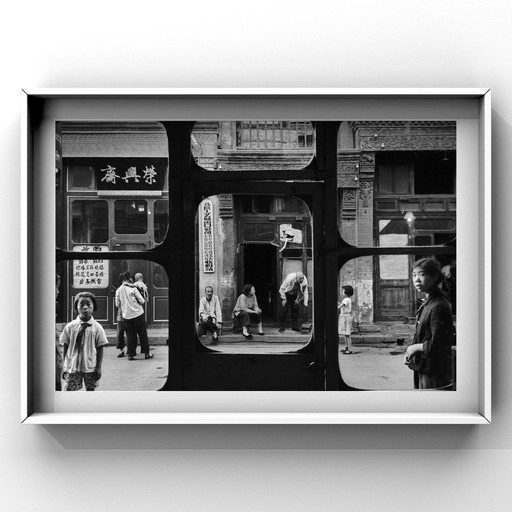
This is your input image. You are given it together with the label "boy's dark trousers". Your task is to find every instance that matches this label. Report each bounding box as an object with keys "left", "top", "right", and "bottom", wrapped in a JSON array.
[
  {"left": 124, "top": 314, "right": 150, "bottom": 356},
  {"left": 279, "top": 292, "right": 300, "bottom": 330}
]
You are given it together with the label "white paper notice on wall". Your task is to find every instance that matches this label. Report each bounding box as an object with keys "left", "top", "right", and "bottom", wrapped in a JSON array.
[{"left": 279, "top": 224, "right": 303, "bottom": 252}]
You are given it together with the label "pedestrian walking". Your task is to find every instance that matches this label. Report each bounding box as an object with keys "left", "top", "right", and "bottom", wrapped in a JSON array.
[{"left": 115, "top": 271, "right": 153, "bottom": 361}]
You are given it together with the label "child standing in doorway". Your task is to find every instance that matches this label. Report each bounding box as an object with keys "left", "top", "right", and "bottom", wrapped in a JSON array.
[{"left": 338, "top": 285, "right": 354, "bottom": 354}]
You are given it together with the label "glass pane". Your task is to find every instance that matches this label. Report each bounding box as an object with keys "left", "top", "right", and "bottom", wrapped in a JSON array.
[
  {"left": 115, "top": 200, "right": 148, "bottom": 234},
  {"left": 195, "top": 194, "right": 313, "bottom": 353},
  {"left": 71, "top": 200, "right": 108, "bottom": 244},
  {"left": 192, "top": 121, "right": 315, "bottom": 171},
  {"left": 415, "top": 218, "right": 455, "bottom": 231},
  {"left": 338, "top": 253, "right": 456, "bottom": 391},
  {"left": 242, "top": 223, "right": 275, "bottom": 242},
  {"left": 154, "top": 200, "right": 169, "bottom": 244},
  {"left": 337, "top": 121, "right": 457, "bottom": 248},
  {"left": 56, "top": 260, "right": 169, "bottom": 391},
  {"left": 68, "top": 164, "right": 95, "bottom": 189}
]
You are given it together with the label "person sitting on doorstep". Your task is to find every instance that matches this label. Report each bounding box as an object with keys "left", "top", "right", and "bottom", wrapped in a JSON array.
[
  {"left": 198, "top": 285, "right": 223, "bottom": 343},
  {"left": 232, "top": 283, "right": 264, "bottom": 339}
]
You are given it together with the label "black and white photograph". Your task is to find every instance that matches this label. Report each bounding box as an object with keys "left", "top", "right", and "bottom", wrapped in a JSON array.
[
  {"left": 55, "top": 119, "right": 457, "bottom": 392},
  {"left": 5, "top": 1, "right": 510, "bottom": 512}
]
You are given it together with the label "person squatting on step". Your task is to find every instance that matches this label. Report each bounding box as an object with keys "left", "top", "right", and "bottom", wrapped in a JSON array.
[{"left": 198, "top": 285, "right": 223, "bottom": 343}]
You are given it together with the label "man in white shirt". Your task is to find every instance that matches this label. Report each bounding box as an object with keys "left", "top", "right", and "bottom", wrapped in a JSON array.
[
  {"left": 278, "top": 271, "right": 308, "bottom": 332},
  {"left": 115, "top": 271, "right": 153, "bottom": 360},
  {"left": 198, "top": 286, "right": 222, "bottom": 343}
]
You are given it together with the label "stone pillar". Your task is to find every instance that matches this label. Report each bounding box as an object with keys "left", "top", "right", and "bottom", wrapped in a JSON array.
[
  {"left": 337, "top": 153, "right": 360, "bottom": 327},
  {"left": 356, "top": 152, "right": 376, "bottom": 326}
]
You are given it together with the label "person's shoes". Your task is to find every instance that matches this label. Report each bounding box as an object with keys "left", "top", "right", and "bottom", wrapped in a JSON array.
[
  {"left": 341, "top": 349, "right": 353, "bottom": 354},
  {"left": 117, "top": 351, "right": 125, "bottom": 358},
  {"left": 258, "top": 332, "right": 265, "bottom": 335},
  {"left": 242, "top": 333, "right": 252, "bottom": 340},
  {"left": 145, "top": 353, "right": 154, "bottom": 359},
  {"left": 128, "top": 356, "right": 134, "bottom": 361},
  {"left": 292, "top": 327, "right": 301, "bottom": 333},
  {"left": 279, "top": 328, "right": 285, "bottom": 333}
]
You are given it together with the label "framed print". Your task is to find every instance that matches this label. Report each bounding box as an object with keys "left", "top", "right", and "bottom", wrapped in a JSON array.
[{"left": 21, "top": 88, "right": 491, "bottom": 424}]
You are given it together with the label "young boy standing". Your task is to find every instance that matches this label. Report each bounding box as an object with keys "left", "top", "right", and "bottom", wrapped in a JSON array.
[{"left": 59, "top": 292, "right": 109, "bottom": 391}]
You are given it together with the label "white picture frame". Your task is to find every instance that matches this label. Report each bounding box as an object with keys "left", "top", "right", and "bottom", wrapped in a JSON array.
[{"left": 21, "top": 88, "right": 491, "bottom": 424}]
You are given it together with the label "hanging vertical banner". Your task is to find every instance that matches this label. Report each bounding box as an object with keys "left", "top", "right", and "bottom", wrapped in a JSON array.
[{"left": 200, "top": 199, "right": 215, "bottom": 273}]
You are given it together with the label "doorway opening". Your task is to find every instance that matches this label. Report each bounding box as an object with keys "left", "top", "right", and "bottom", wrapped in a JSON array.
[{"left": 242, "top": 244, "right": 277, "bottom": 321}]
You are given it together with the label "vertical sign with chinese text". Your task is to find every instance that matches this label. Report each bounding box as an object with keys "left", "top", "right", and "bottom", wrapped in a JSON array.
[
  {"left": 200, "top": 199, "right": 215, "bottom": 273},
  {"left": 72, "top": 245, "right": 109, "bottom": 288}
]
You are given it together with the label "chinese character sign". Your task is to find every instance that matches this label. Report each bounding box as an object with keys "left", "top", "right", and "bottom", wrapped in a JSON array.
[
  {"left": 95, "top": 158, "right": 166, "bottom": 191},
  {"left": 200, "top": 199, "right": 215, "bottom": 273},
  {"left": 72, "top": 245, "right": 109, "bottom": 288}
]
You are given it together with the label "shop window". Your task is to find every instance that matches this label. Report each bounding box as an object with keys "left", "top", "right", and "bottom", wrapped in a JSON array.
[
  {"left": 68, "top": 164, "right": 95, "bottom": 189},
  {"left": 154, "top": 200, "right": 169, "bottom": 245},
  {"left": 377, "top": 158, "right": 411, "bottom": 195},
  {"left": 275, "top": 196, "right": 307, "bottom": 214},
  {"left": 414, "top": 218, "right": 455, "bottom": 231},
  {"left": 153, "top": 265, "right": 168, "bottom": 288},
  {"left": 114, "top": 200, "right": 148, "bottom": 235},
  {"left": 241, "top": 196, "right": 272, "bottom": 214},
  {"left": 242, "top": 223, "right": 275, "bottom": 242},
  {"left": 71, "top": 200, "right": 108, "bottom": 244},
  {"left": 376, "top": 151, "right": 456, "bottom": 196},
  {"left": 414, "top": 151, "right": 455, "bottom": 194}
]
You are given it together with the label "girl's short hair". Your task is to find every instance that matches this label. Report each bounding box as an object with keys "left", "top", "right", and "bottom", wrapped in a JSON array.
[
  {"left": 242, "top": 283, "right": 254, "bottom": 296},
  {"left": 74, "top": 292, "right": 97, "bottom": 312},
  {"left": 342, "top": 285, "right": 354, "bottom": 297},
  {"left": 413, "top": 257, "right": 444, "bottom": 285}
]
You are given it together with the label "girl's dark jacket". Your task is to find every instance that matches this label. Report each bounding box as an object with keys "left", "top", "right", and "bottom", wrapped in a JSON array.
[{"left": 409, "top": 289, "right": 454, "bottom": 377}]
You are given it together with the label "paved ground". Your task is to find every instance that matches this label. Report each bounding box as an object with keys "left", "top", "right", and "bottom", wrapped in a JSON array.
[
  {"left": 93, "top": 345, "right": 169, "bottom": 391},
  {"left": 88, "top": 332, "right": 413, "bottom": 392}
]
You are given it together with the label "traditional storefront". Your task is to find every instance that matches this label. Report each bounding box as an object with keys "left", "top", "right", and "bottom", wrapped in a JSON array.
[
  {"left": 56, "top": 120, "right": 456, "bottom": 331},
  {"left": 56, "top": 122, "right": 169, "bottom": 327},
  {"left": 194, "top": 120, "right": 456, "bottom": 329}
]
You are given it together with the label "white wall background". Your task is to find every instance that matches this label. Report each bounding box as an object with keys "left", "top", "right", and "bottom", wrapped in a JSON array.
[{"left": 1, "top": 1, "right": 510, "bottom": 510}]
